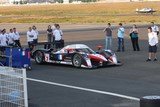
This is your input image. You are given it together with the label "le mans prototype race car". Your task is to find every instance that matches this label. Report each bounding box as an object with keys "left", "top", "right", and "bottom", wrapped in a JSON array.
[{"left": 32, "top": 44, "right": 122, "bottom": 68}]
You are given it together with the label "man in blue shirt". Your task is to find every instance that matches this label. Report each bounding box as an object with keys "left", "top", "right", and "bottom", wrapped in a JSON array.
[{"left": 117, "top": 23, "right": 125, "bottom": 52}]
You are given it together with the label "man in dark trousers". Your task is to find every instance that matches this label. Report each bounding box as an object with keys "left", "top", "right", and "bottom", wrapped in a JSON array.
[
  {"left": 53, "top": 24, "right": 64, "bottom": 50},
  {"left": 13, "top": 28, "right": 21, "bottom": 47}
]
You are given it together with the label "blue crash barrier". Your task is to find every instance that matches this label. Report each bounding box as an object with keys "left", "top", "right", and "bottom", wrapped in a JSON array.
[{"left": 0, "top": 46, "right": 31, "bottom": 70}]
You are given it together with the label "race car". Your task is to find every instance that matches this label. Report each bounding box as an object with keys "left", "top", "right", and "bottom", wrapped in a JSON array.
[
  {"left": 32, "top": 44, "right": 122, "bottom": 68},
  {"left": 136, "top": 8, "right": 156, "bottom": 14}
]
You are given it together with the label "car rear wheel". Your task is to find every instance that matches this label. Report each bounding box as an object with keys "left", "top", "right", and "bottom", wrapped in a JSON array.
[
  {"left": 34, "top": 51, "right": 44, "bottom": 64},
  {"left": 72, "top": 54, "right": 82, "bottom": 67}
]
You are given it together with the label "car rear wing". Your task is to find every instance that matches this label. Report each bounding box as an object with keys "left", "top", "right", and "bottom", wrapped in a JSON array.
[
  {"left": 32, "top": 40, "right": 64, "bottom": 50},
  {"left": 33, "top": 42, "right": 55, "bottom": 46}
]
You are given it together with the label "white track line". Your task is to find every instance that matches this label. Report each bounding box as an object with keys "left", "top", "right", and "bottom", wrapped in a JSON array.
[{"left": 27, "top": 78, "right": 140, "bottom": 101}]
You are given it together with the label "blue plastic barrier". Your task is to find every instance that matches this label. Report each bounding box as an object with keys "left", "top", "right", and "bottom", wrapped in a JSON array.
[{"left": 0, "top": 47, "right": 31, "bottom": 69}]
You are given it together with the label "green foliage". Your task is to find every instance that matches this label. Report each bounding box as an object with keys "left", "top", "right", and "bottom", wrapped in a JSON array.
[
  {"left": 55, "top": 0, "right": 64, "bottom": 3},
  {"left": 81, "top": 0, "right": 96, "bottom": 2},
  {"left": 69, "top": 0, "right": 74, "bottom": 3},
  {"left": 13, "top": 0, "right": 28, "bottom": 4},
  {"left": 19, "top": 0, "right": 23, "bottom": 4},
  {"left": 13, "top": 1, "right": 18, "bottom": 4}
]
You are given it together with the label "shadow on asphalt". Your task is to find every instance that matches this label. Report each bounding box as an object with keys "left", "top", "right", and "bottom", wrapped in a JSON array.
[{"left": 32, "top": 61, "right": 123, "bottom": 71}]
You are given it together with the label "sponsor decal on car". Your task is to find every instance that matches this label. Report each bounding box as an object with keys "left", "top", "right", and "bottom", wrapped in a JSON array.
[{"left": 45, "top": 54, "right": 50, "bottom": 62}]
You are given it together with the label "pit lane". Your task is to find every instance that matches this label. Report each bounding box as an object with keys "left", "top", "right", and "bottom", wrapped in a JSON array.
[{"left": 27, "top": 28, "right": 160, "bottom": 107}]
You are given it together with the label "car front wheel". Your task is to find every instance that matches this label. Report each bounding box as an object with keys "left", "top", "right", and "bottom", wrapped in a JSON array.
[
  {"left": 72, "top": 54, "right": 82, "bottom": 67},
  {"left": 34, "top": 51, "right": 44, "bottom": 64}
]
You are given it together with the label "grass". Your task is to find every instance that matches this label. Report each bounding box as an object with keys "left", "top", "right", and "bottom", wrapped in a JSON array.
[{"left": 0, "top": 2, "right": 160, "bottom": 24}]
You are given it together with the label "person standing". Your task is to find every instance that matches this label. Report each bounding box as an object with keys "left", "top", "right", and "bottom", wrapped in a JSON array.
[
  {"left": 52, "top": 24, "right": 56, "bottom": 31},
  {"left": 45, "top": 25, "right": 53, "bottom": 49},
  {"left": 53, "top": 24, "right": 63, "bottom": 49},
  {"left": 103, "top": 23, "right": 112, "bottom": 50},
  {"left": 129, "top": 24, "right": 140, "bottom": 51},
  {"left": 146, "top": 27, "right": 158, "bottom": 61},
  {"left": 13, "top": 28, "right": 21, "bottom": 47},
  {"left": 52, "top": 23, "right": 57, "bottom": 41},
  {"left": 117, "top": 23, "right": 125, "bottom": 52},
  {"left": 32, "top": 25, "right": 39, "bottom": 44},
  {"left": 7, "top": 29, "right": 15, "bottom": 46},
  {"left": 0, "top": 29, "right": 8, "bottom": 52},
  {"left": 0, "top": 29, "right": 3, "bottom": 52},
  {"left": 27, "top": 27, "right": 34, "bottom": 51},
  {"left": 0, "top": 29, "right": 8, "bottom": 46},
  {"left": 151, "top": 22, "right": 159, "bottom": 35}
]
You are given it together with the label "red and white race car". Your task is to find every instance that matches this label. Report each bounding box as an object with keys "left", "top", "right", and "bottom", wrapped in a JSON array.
[{"left": 32, "top": 44, "right": 122, "bottom": 68}]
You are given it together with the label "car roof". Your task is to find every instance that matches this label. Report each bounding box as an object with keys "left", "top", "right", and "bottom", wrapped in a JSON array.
[{"left": 64, "top": 44, "right": 89, "bottom": 49}]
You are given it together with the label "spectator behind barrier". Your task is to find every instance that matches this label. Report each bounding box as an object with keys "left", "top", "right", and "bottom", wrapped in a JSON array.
[{"left": 13, "top": 28, "right": 21, "bottom": 47}]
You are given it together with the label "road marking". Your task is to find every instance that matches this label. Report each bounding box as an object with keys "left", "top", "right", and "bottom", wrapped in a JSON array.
[{"left": 27, "top": 78, "right": 140, "bottom": 101}]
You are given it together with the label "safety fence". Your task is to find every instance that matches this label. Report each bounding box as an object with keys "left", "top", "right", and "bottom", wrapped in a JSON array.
[{"left": 0, "top": 66, "right": 28, "bottom": 107}]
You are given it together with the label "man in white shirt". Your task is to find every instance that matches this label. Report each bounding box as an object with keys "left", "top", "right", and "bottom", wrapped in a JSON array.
[
  {"left": 13, "top": 28, "right": 21, "bottom": 47},
  {"left": 146, "top": 27, "right": 158, "bottom": 61},
  {"left": 151, "top": 22, "right": 159, "bottom": 35},
  {"left": 7, "top": 29, "right": 15, "bottom": 46},
  {"left": 0, "top": 29, "right": 8, "bottom": 52},
  {"left": 27, "top": 27, "right": 34, "bottom": 51},
  {"left": 32, "top": 25, "right": 39, "bottom": 44},
  {"left": 53, "top": 24, "right": 63, "bottom": 49},
  {"left": 0, "top": 29, "right": 8, "bottom": 46}
]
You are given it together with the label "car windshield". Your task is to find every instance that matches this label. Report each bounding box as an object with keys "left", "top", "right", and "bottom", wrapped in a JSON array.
[{"left": 75, "top": 48, "right": 95, "bottom": 54}]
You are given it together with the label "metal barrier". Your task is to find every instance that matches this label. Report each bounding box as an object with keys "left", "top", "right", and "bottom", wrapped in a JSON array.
[{"left": 0, "top": 66, "right": 28, "bottom": 107}]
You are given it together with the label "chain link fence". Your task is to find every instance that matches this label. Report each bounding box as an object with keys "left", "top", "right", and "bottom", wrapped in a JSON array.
[{"left": 0, "top": 66, "right": 28, "bottom": 107}]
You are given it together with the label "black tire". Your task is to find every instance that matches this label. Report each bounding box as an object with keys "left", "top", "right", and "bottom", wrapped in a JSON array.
[
  {"left": 140, "top": 96, "right": 160, "bottom": 107},
  {"left": 72, "top": 54, "right": 82, "bottom": 68},
  {"left": 34, "top": 51, "right": 44, "bottom": 64}
]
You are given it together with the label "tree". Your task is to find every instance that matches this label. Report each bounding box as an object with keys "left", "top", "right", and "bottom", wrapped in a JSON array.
[{"left": 20, "top": 0, "right": 23, "bottom": 4}]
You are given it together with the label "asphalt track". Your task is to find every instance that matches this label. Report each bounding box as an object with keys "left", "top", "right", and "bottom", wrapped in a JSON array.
[{"left": 27, "top": 28, "right": 160, "bottom": 107}]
